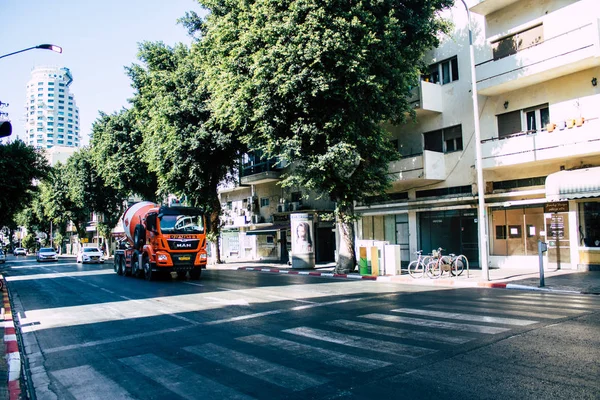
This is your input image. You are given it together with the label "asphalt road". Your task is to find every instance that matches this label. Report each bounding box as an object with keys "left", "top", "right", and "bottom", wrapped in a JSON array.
[{"left": 4, "top": 256, "right": 600, "bottom": 399}]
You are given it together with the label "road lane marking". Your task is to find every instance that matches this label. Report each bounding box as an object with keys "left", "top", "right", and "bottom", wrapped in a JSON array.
[
  {"left": 283, "top": 327, "right": 437, "bottom": 358},
  {"left": 50, "top": 365, "right": 135, "bottom": 399},
  {"left": 391, "top": 308, "right": 537, "bottom": 326},
  {"left": 361, "top": 313, "right": 510, "bottom": 334},
  {"left": 120, "top": 353, "right": 254, "bottom": 399},
  {"left": 326, "top": 319, "right": 472, "bottom": 344},
  {"left": 185, "top": 343, "right": 328, "bottom": 391},
  {"left": 453, "top": 300, "right": 584, "bottom": 315},
  {"left": 237, "top": 334, "right": 391, "bottom": 370}
]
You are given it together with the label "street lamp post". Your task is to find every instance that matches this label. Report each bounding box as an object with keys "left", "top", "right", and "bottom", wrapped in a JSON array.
[
  {"left": 0, "top": 44, "right": 62, "bottom": 60},
  {"left": 460, "top": 0, "right": 489, "bottom": 281}
]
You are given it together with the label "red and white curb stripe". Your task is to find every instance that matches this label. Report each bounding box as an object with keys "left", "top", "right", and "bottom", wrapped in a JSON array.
[{"left": 2, "top": 276, "right": 21, "bottom": 400}]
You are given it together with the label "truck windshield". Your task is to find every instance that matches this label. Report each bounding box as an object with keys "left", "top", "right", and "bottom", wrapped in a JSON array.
[{"left": 159, "top": 214, "right": 204, "bottom": 234}]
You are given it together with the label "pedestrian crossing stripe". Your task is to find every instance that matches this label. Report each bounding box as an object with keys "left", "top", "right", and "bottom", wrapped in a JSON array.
[
  {"left": 283, "top": 326, "right": 437, "bottom": 358},
  {"left": 120, "top": 353, "right": 253, "bottom": 399},
  {"left": 51, "top": 365, "right": 136, "bottom": 400},
  {"left": 475, "top": 297, "right": 592, "bottom": 309},
  {"left": 424, "top": 304, "right": 568, "bottom": 319},
  {"left": 361, "top": 313, "right": 511, "bottom": 334},
  {"left": 325, "top": 319, "right": 473, "bottom": 344},
  {"left": 453, "top": 300, "right": 584, "bottom": 315},
  {"left": 184, "top": 343, "right": 328, "bottom": 391},
  {"left": 390, "top": 308, "right": 538, "bottom": 326},
  {"left": 237, "top": 334, "right": 391, "bottom": 370}
]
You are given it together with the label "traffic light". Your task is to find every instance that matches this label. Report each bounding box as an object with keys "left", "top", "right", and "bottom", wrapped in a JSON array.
[{"left": 0, "top": 120, "right": 12, "bottom": 138}]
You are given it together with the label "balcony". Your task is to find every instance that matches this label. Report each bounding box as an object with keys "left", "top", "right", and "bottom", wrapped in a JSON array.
[
  {"left": 240, "top": 154, "right": 285, "bottom": 185},
  {"left": 388, "top": 150, "right": 446, "bottom": 185},
  {"left": 475, "top": 19, "right": 600, "bottom": 96},
  {"left": 467, "top": 0, "right": 520, "bottom": 16},
  {"left": 409, "top": 80, "right": 443, "bottom": 115},
  {"left": 481, "top": 118, "right": 600, "bottom": 170}
]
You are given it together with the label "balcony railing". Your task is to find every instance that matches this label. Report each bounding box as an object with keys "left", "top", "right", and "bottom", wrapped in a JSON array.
[
  {"left": 481, "top": 118, "right": 600, "bottom": 169},
  {"left": 475, "top": 19, "right": 600, "bottom": 96},
  {"left": 240, "top": 156, "right": 284, "bottom": 185},
  {"left": 409, "top": 80, "right": 443, "bottom": 115},
  {"left": 388, "top": 150, "right": 446, "bottom": 183}
]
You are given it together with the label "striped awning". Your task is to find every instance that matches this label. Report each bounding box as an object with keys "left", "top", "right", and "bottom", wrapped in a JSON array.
[{"left": 546, "top": 167, "right": 600, "bottom": 201}]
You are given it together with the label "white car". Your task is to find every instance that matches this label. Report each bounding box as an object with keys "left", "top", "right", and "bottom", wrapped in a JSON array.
[
  {"left": 77, "top": 247, "right": 105, "bottom": 264},
  {"left": 36, "top": 247, "right": 58, "bottom": 262}
]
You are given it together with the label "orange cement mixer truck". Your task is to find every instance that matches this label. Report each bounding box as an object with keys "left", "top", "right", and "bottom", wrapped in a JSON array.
[{"left": 113, "top": 201, "right": 207, "bottom": 280}]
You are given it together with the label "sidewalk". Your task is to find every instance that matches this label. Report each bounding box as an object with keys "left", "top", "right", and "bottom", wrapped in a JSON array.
[{"left": 211, "top": 260, "right": 600, "bottom": 295}]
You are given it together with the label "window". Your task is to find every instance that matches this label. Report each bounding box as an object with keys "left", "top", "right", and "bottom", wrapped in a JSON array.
[
  {"left": 58, "top": 100, "right": 64, "bottom": 104},
  {"left": 38, "top": 82, "right": 43, "bottom": 85},
  {"left": 260, "top": 198, "right": 269, "bottom": 207},
  {"left": 423, "top": 57, "right": 459, "bottom": 84},
  {"left": 57, "top": 140, "right": 64, "bottom": 144},
  {"left": 48, "top": 93, "right": 54, "bottom": 97},
  {"left": 524, "top": 104, "right": 549, "bottom": 133},
  {"left": 497, "top": 110, "right": 522, "bottom": 137},
  {"left": 423, "top": 125, "right": 463, "bottom": 153},
  {"left": 497, "top": 104, "right": 549, "bottom": 137},
  {"left": 579, "top": 202, "right": 600, "bottom": 247},
  {"left": 48, "top": 82, "right": 54, "bottom": 86},
  {"left": 491, "top": 206, "right": 544, "bottom": 256},
  {"left": 38, "top": 88, "right": 43, "bottom": 91},
  {"left": 48, "top": 87, "right": 54, "bottom": 91},
  {"left": 47, "top": 122, "right": 54, "bottom": 126},
  {"left": 59, "top": 88, "right": 64, "bottom": 93},
  {"left": 58, "top": 94, "right": 64, "bottom": 98},
  {"left": 58, "top": 117, "right": 64, "bottom": 121},
  {"left": 492, "top": 24, "right": 543, "bottom": 60},
  {"left": 59, "top": 83, "right": 65, "bottom": 87}
]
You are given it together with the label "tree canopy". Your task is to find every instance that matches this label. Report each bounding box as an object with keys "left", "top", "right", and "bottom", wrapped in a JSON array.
[
  {"left": 0, "top": 140, "right": 50, "bottom": 229},
  {"left": 196, "top": 0, "right": 452, "bottom": 272}
]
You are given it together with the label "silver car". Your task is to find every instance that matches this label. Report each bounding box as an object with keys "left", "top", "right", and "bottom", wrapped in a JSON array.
[{"left": 36, "top": 248, "right": 58, "bottom": 262}]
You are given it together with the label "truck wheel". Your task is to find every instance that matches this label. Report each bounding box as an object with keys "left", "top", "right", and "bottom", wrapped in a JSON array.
[
  {"left": 144, "top": 257, "right": 154, "bottom": 281},
  {"left": 189, "top": 269, "right": 201, "bottom": 280},
  {"left": 117, "top": 256, "right": 125, "bottom": 276},
  {"left": 132, "top": 251, "right": 143, "bottom": 278},
  {"left": 113, "top": 256, "right": 119, "bottom": 273}
]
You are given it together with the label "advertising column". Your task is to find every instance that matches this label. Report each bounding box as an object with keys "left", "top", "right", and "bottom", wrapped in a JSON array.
[{"left": 291, "top": 213, "right": 315, "bottom": 269}]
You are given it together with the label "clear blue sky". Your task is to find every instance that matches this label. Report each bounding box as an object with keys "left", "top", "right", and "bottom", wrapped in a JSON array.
[{"left": 0, "top": 0, "right": 205, "bottom": 146}]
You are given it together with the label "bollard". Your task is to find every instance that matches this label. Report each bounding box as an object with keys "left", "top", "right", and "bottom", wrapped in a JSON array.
[{"left": 538, "top": 240, "right": 548, "bottom": 287}]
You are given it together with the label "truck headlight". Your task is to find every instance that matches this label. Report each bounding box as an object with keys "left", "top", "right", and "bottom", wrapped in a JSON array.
[
  {"left": 157, "top": 254, "right": 168, "bottom": 262},
  {"left": 200, "top": 253, "right": 207, "bottom": 260}
]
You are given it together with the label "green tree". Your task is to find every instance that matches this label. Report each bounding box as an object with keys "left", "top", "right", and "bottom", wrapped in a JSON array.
[
  {"left": 90, "top": 109, "right": 159, "bottom": 202},
  {"left": 127, "top": 41, "right": 245, "bottom": 263},
  {"left": 197, "top": 0, "right": 451, "bottom": 272},
  {"left": 0, "top": 140, "right": 50, "bottom": 229}
]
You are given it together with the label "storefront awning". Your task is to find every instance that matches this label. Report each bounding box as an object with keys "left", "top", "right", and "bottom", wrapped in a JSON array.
[
  {"left": 245, "top": 224, "right": 289, "bottom": 235},
  {"left": 546, "top": 167, "right": 600, "bottom": 201}
]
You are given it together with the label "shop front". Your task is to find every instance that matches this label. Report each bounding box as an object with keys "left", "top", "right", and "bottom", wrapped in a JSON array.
[{"left": 419, "top": 209, "right": 479, "bottom": 268}]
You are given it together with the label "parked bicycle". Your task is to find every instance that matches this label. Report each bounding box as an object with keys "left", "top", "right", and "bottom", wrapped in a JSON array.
[
  {"left": 425, "top": 248, "right": 453, "bottom": 279},
  {"left": 441, "top": 253, "right": 469, "bottom": 277},
  {"left": 407, "top": 250, "right": 433, "bottom": 278}
]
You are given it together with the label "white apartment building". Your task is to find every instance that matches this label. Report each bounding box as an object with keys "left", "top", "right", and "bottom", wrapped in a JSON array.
[
  {"left": 356, "top": 0, "right": 600, "bottom": 271},
  {"left": 23, "top": 66, "right": 81, "bottom": 149}
]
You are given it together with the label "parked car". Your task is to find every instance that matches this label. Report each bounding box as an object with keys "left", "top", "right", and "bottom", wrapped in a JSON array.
[
  {"left": 36, "top": 247, "right": 58, "bottom": 262},
  {"left": 0, "top": 250, "right": 5, "bottom": 263},
  {"left": 76, "top": 247, "right": 105, "bottom": 264},
  {"left": 13, "top": 247, "right": 27, "bottom": 256}
]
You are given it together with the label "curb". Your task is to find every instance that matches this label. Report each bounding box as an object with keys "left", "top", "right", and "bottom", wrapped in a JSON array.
[
  {"left": 2, "top": 276, "right": 21, "bottom": 400},
  {"left": 238, "top": 267, "right": 596, "bottom": 294}
]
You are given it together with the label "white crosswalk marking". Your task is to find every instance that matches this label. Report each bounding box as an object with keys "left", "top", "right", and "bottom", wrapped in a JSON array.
[
  {"left": 120, "top": 353, "right": 253, "bottom": 399},
  {"left": 498, "top": 294, "right": 600, "bottom": 307},
  {"left": 51, "top": 365, "right": 135, "bottom": 400},
  {"left": 184, "top": 343, "right": 328, "bottom": 391},
  {"left": 453, "top": 300, "right": 583, "bottom": 315},
  {"left": 237, "top": 334, "right": 391, "bottom": 370},
  {"left": 326, "top": 319, "right": 473, "bottom": 344},
  {"left": 283, "top": 327, "right": 437, "bottom": 358},
  {"left": 424, "top": 304, "right": 568, "bottom": 319},
  {"left": 391, "top": 308, "right": 537, "bottom": 326},
  {"left": 475, "top": 297, "right": 592, "bottom": 309},
  {"left": 361, "top": 313, "right": 510, "bottom": 334}
]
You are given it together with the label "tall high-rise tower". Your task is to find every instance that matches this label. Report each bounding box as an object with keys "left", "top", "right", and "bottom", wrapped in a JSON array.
[{"left": 24, "top": 66, "right": 80, "bottom": 148}]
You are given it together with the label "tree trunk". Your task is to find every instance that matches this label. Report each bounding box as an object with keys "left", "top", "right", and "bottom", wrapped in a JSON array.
[
  {"left": 334, "top": 204, "right": 357, "bottom": 274},
  {"left": 210, "top": 210, "right": 223, "bottom": 264}
]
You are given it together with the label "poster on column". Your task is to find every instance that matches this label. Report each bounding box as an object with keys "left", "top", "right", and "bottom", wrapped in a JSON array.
[{"left": 290, "top": 213, "right": 315, "bottom": 269}]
